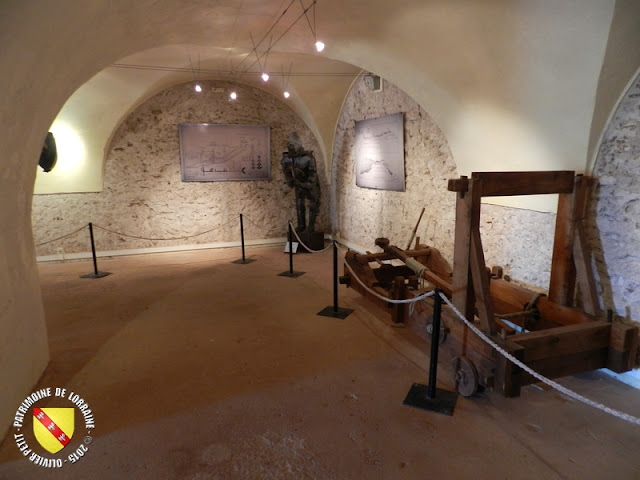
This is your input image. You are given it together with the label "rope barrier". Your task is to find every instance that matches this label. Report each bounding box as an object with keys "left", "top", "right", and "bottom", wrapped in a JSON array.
[
  {"left": 92, "top": 216, "right": 237, "bottom": 241},
  {"left": 288, "top": 222, "right": 334, "bottom": 253},
  {"left": 35, "top": 214, "right": 279, "bottom": 249},
  {"left": 438, "top": 291, "right": 640, "bottom": 427},
  {"left": 243, "top": 216, "right": 285, "bottom": 233},
  {"left": 35, "top": 225, "right": 87, "bottom": 247}
]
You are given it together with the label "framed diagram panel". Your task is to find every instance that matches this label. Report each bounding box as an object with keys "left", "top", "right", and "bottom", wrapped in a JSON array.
[
  {"left": 179, "top": 123, "right": 270, "bottom": 182},
  {"left": 355, "top": 113, "right": 405, "bottom": 192}
]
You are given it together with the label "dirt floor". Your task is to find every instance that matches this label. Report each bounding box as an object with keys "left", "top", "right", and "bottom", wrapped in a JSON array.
[{"left": 1, "top": 245, "right": 640, "bottom": 479}]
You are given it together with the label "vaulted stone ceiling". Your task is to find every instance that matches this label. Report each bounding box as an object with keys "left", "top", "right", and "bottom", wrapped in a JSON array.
[{"left": 3, "top": 0, "right": 640, "bottom": 211}]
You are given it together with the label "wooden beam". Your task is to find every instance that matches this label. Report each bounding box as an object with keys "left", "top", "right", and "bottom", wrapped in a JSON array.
[
  {"left": 452, "top": 178, "right": 478, "bottom": 324},
  {"left": 569, "top": 176, "right": 601, "bottom": 317},
  {"left": 549, "top": 176, "right": 579, "bottom": 306},
  {"left": 493, "top": 339, "right": 524, "bottom": 397},
  {"left": 470, "top": 229, "right": 496, "bottom": 335},
  {"left": 448, "top": 176, "right": 469, "bottom": 193},
  {"left": 470, "top": 171, "right": 575, "bottom": 197},
  {"left": 512, "top": 321, "right": 611, "bottom": 362},
  {"left": 573, "top": 222, "right": 601, "bottom": 316},
  {"left": 607, "top": 322, "right": 639, "bottom": 372},
  {"left": 520, "top": 348, "right": 609, "bottom": 385}
]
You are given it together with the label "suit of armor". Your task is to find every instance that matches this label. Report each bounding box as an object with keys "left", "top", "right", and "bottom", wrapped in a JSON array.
[{"left": 281, "top": 133, "right": 321, "bottom": 233}]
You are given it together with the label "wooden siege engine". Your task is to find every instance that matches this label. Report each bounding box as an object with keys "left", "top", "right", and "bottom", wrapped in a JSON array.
[{"left": 340, "top": 171, "right": 638, "bottom": 398}]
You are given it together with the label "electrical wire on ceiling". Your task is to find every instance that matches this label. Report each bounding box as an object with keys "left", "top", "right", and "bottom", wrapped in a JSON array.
[{"left": 109, "top": 63, "right": 361, "bottom": 78}]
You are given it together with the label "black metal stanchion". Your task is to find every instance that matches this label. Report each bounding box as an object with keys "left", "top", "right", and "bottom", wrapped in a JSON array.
[
  {"left": 403, "top": 289, "right": 457, "bottom": 415},
  {"left": 317, "top": 242, "right": 354, "bottom": 319},
  {"left": 80, "top": 223, "right": 111, "bottom": 279},
  {"left": 278, "top": 223, "right": 304, "bottom": 278},
  {"left": 232, "top": 214, "right": 255, "bottom": 264}
]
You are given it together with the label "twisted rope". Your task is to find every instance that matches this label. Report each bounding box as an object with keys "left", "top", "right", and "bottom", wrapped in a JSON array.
[
  {"left": 243, "top": 216, "right": 285, "bottom": 233},
  {"left": 35, "top": 225, "right": 87, "bottom": 247},
  {"left": 288, "top": 222, "right": 333, "bottom": 253},
  {"left": 92, "top": 216, "right": 237, "bottom": 242}
]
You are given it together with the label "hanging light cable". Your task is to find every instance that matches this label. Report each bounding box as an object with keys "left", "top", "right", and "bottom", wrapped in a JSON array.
[
  {"left": 188, "top": 52, "right": 202, "bottom": 92},
  {"left": 300, "top": 0, "right": 324, "bottom": 51},
  {"left": 282, "top": 61, "right": 293, "bottom": 99}
]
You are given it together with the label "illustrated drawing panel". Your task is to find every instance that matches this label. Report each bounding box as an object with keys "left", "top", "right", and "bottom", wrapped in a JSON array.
[
  {"left": 179, "top": 123, "right": 271, "bottom": 182},
  {"left": 355, "top": 112, "right": 405, "bottom": 192}
]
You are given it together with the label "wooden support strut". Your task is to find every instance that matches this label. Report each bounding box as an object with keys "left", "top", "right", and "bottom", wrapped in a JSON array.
[{"left": 373, "top": 238, "right": 453, "bottom": 294}]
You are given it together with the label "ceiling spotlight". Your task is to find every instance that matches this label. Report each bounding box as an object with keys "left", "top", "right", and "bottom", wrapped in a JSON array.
[
  {"left": 261, "top": 72, "right": 270, "bottom": 82},
  {"left": 230, "top": 91, "right": 237, "bottom": 100},
  {"left": 283, "top": 91, "right": 290, "bottom": 99},
  {"left": 194, "top": 83, "right": 202, "bottom": 93},
  {"left": 315, "top": 41, "right": 325, "bottom": 52}
]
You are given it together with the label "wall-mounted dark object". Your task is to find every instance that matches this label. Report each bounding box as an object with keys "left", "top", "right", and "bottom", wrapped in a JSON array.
[{"left": 39, "top": 132, "right": 57, "bottom": 172}]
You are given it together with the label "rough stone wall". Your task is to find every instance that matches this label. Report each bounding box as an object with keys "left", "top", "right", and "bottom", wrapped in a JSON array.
[
  {"left": 332, "top": 77, "right": 457, "bottom": 260},
  {"left": 332, "top": 77, "right": 556, "bottom": 289},
  {"left": 32, "top": 81, "right": 328, "bottom": 255},
  {"left": 589, "top": 73, "right": 640, "bottom": 323}
]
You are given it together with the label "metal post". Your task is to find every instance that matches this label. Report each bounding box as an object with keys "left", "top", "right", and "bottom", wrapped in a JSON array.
[
  {"left": 278, "top": 222, "right": 304, "bottom": 278},
  {"left": 427, "top": 288, "right": 442, "bottom": 399},
  {"left": 317, "top": 241, "right": 354, "bottom": 319},
  {"left": 333, "top": 241, "right": 338, "bottom": 312},
  {"left": 288, "top": 223, "right": 294, "bottom": 274},
  {"left": 80, "top": 222, "right": 111, "bottom": 279},
  {"left": 232, "top": 213, "right": 255, "bottom": 264},
  {"left": 240, "top": 214, "right": 246, "bottom": 262},
  {"left": 89, "top": 222, "right": 98, "bottom": 275},
  {"left": 402, "top": 288, "right": 457, "bottom": 415}
]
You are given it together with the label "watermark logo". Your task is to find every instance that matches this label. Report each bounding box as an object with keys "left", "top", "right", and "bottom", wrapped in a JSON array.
[{"left": 12, "top": 387, "right": 95, "bottom": 468}]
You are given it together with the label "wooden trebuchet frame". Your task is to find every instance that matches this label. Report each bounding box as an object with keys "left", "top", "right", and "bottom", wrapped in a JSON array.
[{"left": 341, "top": 171, "right": 638, "bottom": 398}]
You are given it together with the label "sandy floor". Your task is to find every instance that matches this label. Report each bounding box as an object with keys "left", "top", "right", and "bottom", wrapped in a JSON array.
[{"left": 1, "top": 245, "right": 640, "bottom": 479}]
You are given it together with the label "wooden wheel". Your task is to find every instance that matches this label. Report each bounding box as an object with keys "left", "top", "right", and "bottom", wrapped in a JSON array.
[{"left": 451, "top": 356, "right": 479, "bottom": 397}]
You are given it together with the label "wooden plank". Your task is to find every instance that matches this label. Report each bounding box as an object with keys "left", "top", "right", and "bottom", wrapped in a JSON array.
[
  {"left": 609, "top": 321, "right": 639, "bottom": 351},
  {"left": 354, "top": 249, "right": 433, "bottom": 264},
  {"left": 573, "top": 222, "right": 601, "bottom": 316},
  {"left": 520, "top": 348, "right": 608, "bottom": 385},
  {"left": 607, "top": 322, "right": 639, "bottom": 372},
  {"left": 548, "top": 177, "right": 577, "bottom": 306},
  {"left": 452, "top": 178, "right": 477, "bottom": 326},
  {"left": 512, "top": 321, "right": 611, "bottom": 362},
  {"left": 448, "top": 177, "right": 469, "bottom": 192},
  {"left": 488, "top": 278, "right": 593, "bottom": 327},
  {"left": 470, "top": 228, "right": 496, "bottom": 335},
  {"left": 470, "top": 171, "right": 575, "bottom": 197},
  {"left": 493, "top": 339, "right": 524, "bottom": 397},
  {"left": 390, "top": 276, "right": 406, "bottom": 323},
  {"left": 569, "top": 176, "right": 600, "bottom": 316}
]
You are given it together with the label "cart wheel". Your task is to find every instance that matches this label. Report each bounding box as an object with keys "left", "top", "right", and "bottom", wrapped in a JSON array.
[
  {"left": 425, "top": 314, "right": 448, "bottom": 344},
  {"left": 451, "top": 356, "right": 479, "bottom": 397}
]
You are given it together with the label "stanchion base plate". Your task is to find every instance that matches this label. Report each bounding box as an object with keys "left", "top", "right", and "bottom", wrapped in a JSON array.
[
  {"left": 278, "top": 271, "right": 305, "bottom": 278},
  {"left": 232, "top": 258, "right": 255, "bottom": 264},
  {"left": 317, "top": 306, "right": 354, "bottom": 319},
  {"left": 80, "top": 271, "right": 112, "bottom": 279},
  {"left": 403, "top": 383, "right": 457, "bottom": 416}
]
